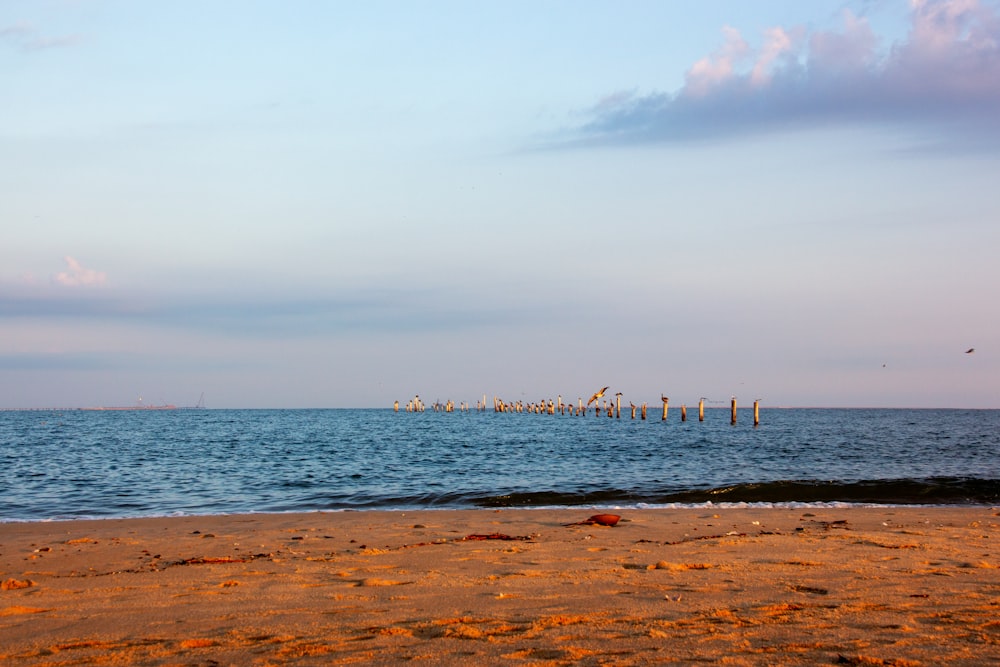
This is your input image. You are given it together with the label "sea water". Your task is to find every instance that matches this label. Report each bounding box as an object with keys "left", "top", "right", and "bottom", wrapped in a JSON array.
[{"left": 1, "top": 408, "right": 998, "bottom": 521}]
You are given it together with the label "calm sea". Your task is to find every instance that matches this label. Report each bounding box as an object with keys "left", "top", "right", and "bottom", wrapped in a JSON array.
[{"left": 1, "top": 408, "right": 998, "bottom": 521}]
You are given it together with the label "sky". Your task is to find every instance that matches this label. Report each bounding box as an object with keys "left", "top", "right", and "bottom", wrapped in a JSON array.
[{"left": 2, "top": 0, "right": 998, "bottom": 409}]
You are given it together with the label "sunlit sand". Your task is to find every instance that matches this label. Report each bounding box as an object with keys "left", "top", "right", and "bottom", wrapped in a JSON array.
[{"left": 2, "top": 507, "right": 997, "bottom": 665}]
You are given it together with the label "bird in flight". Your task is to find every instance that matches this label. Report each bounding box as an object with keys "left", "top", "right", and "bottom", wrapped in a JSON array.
[
  {"left": 965, "top": 348, "right": 975, "bottom": 354},
  {"left": 587, "top": 386, "right": 609, "bottom": 406}
]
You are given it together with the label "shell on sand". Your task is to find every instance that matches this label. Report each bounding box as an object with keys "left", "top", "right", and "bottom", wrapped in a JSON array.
[{"left": 587, "top": 514, "right": 620, "bottom": 526}]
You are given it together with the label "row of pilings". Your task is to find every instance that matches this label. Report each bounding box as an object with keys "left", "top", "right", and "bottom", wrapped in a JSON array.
[{"left": 395, "top": 394, "right": 760, "bottom": 426}]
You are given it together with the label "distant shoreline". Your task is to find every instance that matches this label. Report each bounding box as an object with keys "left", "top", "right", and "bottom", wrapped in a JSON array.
[{"left": 2, "top": 405, "right": 999, "bottom": 411}]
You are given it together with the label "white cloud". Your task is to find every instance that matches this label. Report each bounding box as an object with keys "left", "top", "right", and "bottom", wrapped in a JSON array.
[
  {"left": 54, "top": 256, "right": 108, "bottom": 287},
  {"left": 0, "top": 22, "right": 80, "bottom": 51}
]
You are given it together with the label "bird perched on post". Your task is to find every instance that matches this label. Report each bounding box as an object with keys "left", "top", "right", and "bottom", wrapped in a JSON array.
[
  {"left": 661, "top": 395, "right": 669, "bottom": 403},
  {"left": 587, "top": 386, "right": 609, "bottom": 406}
]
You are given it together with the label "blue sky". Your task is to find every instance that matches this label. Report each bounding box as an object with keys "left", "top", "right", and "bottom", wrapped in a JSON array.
[{"left": 2, "top": 0, "right": 998, "bottom": 408}]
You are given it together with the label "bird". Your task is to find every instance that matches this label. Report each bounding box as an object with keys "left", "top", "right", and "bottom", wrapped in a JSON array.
[
  {"left": 587, "top": 386, "right": 609, "bottom": 406},
  {"left": 965, "top": 348, "right": 975, "bottom": 354},
  {"left": 661, "top": 395, "right": 669, "bottom": 403}
]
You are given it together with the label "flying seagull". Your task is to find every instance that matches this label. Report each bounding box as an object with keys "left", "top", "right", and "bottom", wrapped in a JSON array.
[
  {"left": 587, "top": 386, "right": 609, "bottom": 406},
  {"left": 965, "top": 348, "right": 975, "bottom": 354}
]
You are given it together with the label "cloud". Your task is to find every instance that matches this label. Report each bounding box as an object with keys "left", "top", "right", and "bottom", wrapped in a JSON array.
[
  {"left": 0, "top": 352, "right": 115, "bottom": 372},
  {"left": 0, "top": 285, "right": 522, "bottom": 339},
  {"left": 0, "top": 23, "right": 32, "bottom": 39},
  {"left": 1, "top": 22, "right": 80, "bottom": 51},
  {"left": 54, "top": 257, "right": 108, "bottom": 287},
  {"left": 577, "top": 0, "right": 1000, "bottom": 146}
]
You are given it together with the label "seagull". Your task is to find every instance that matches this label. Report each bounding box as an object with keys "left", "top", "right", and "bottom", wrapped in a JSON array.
[
  {"left": 661, "top": 395, "right": 669, "bottom": 403},
  {"left": 587, "top": 386, "right": 609, "bottom": 406},
  {"left": 965, "top": 348, "right": 975, "bottom": 354}
]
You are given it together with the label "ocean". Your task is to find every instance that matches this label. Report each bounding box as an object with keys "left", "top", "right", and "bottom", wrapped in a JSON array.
[{"left": 2, "top": 408, "right": 998, "bottom": 521}]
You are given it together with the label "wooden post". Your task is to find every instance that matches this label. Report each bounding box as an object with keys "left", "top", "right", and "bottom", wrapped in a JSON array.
[
  {"left": 661, "top": 397, "right": 668, "bottom": 421},
  {"left": 615, "top": 393, "right": 622, "bottom": 419},
  {"left": 699, "top": 399, "right": 705, "bottom": 422},
  {"left": 681, "top": 405, "right": 687, "bottom": 421},
  {"left": 394, "top": 400, "right": 399, "bottom": 412},
  {"left": 641, "top": 402, "right": 647, "bottom": 420},
  {"left": 731, "top": 397, "right": 737, "bottom": 425},
  {"left": 754, "top": 400, "right": 760, "bottom": 427},
  {"left": 630, "top": 403, "right": 636, "bottom": 419}
]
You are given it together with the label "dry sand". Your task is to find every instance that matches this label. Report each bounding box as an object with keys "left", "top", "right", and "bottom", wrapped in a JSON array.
[{"left": 1, "top": 507, "right": 998, "bottom": 666}]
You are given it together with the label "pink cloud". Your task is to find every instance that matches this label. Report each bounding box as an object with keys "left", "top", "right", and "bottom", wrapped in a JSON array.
[
  {"left": 885, "top": 0, "right": 1000, "bottom": 99},
  {"left": 581, "top": 0, "right": 1000, "bottom": 145},
  {"left": 684, "top": 26, "right": 751, "bottom": 97},
  {"left": 749, "top": 26, "right": 800, "bottom": 87},
  {"left": 54, "top": 257, "right": 108, "bottom": 287}
]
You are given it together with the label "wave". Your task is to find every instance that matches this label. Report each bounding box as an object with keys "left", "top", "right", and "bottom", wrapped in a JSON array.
[{"left": 470, "top": 477, "right": 1000, "bottom": 508}]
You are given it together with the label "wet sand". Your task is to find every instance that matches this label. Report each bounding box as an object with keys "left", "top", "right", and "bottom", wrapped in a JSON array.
[{"left": 2, "top": 507, "right": 998, "bottom": 665}]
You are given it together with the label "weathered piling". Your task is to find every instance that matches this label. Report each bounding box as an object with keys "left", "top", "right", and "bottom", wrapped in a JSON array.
[
  {"left": 401, "top": 389, "right": 760, "bottom": 428},
  {"left": 394, "top": 400, "right": 399, "bottom": 412}
]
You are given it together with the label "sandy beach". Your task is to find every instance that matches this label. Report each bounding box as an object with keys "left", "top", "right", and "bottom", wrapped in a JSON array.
[{"left": 1, "top": 507, "right": 997, "bottom": 665}]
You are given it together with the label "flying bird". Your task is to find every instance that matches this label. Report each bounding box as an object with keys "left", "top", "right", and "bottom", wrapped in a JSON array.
[
  {"left": 587, "top": 386, "right": 609, "bottom": 406},
  {"left": 965, "top": 348, "right": 975, "bottom": 354}
]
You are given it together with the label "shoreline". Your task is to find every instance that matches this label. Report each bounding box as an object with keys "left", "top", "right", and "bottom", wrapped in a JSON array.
[
  {"left": 2, "top": 506, "right": 998, "bottom": 665},
  {"left": 3, "top": 500, "right": 1000, "bottom": 526}
]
